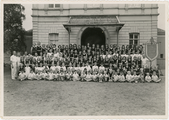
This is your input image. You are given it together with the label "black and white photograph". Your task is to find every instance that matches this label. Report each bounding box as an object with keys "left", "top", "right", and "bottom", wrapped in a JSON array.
[{"left": 2, "top": 2, "right": 167, "bottom": 118}]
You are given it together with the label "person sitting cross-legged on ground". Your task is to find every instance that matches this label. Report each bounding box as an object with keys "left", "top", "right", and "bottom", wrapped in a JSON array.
[
  {"left": 126, "top": 71, "right": 133, "bottom": 83},
  {"left": 72, "top": 70, "right": 80, "bottom": 81},
  {"left": 27, "top": 70, "right": 36, "bottom": 80},
  {"left": 118, "top": 71, "right": 125, "bottom": 82},
  {"left": 113, "top": 71, "right": 119, "bottom": 82},
  {"left": 145, "top": 73, "right": 152, "bottom": 83},
  {"left": 151, "top": 71, "right": 161, "bottom": 83},
  {"left": 18, "top": 70, "right": 27, "bottom": 81},
  {"left": 85, "top": 71, "right": 92, "bottom": 82},
  {"left": 133, "top": 71, "right": 140, "bottom": 83}
]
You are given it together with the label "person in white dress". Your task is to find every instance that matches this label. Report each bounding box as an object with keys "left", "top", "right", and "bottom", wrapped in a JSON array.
[{"left": 10, "top": 51, "right": 18, "bottom": 80}]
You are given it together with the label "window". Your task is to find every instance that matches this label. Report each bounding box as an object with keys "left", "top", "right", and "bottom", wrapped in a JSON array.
[
  {"left": 48, "top": 4, "right": 60, "bottom": 8},
  {"left": 129, "top": 33, "right": 139, "bottom": 47},
  {"left": 49, "top": 33, "right": 59, "bottom": 44}
]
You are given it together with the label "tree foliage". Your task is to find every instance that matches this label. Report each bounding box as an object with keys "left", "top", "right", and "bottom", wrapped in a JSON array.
[{"left": 4, "top": 4, "right": 26, "bottom": 53}]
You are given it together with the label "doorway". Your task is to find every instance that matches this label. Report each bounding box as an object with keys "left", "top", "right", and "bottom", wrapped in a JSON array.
[{"left": 81, "top": 28, "right": 105, "bottom": 46}]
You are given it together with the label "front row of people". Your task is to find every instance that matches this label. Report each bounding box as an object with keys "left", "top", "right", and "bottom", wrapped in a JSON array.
[{"left": 18, "top": 65, "right": 161, "bottom": 83}]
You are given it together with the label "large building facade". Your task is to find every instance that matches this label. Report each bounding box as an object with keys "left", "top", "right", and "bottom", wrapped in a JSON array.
[{"left": 32, "top": 4, "right": 158, "bottom": 47}]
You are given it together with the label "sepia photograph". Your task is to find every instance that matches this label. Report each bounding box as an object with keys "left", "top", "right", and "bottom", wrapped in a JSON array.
[{"left": 2, "top": 2, "right": 167, "bottom": 118}]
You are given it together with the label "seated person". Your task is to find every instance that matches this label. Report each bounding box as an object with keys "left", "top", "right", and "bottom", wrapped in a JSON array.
[
  {"left": 118, "top": 71, "right": 125, "bottom": 82},
  {"left": 145, "top": 73, "right": 152, "bottom": 83},
  {"left": 18, "top": 70, "right": 27, "bottom": 81},
  {"left": 151, "top": 71, "right": 161, "bottom": 83}
]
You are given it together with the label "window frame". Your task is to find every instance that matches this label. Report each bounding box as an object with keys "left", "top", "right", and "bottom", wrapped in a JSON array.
[
  {"left": 48, "top": 4, "right": 60, "bottom": 9},
  {"left": 48, "top": 33, "right": 59, "bottom": 44},
  {"left": 129, "top": 32, "right": 140, "bottom": 46}
]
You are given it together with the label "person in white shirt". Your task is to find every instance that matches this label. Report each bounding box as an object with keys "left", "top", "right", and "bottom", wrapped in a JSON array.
[
  {"left": 152, "top": 71, "right": 161, "bottom": 83},
  {"left": 126, "top": 71, "right": 133, "bottom": 82},
  {"left": 55, "top": 62, "right": 61, "bottom": 72},
  {"left": 92, "top": 72, "right": 98, "bottom": 82},
  {"left": 67, "top": 62, "right": 73, "bottom": 73},
  {"left": 103, "top": 70, "right": 109, "bottom": 82},
  {"left": 108, "top": 51, "right": 113, "bottom": 59},
  {"left": 35, "top": 71, "right": 42, "bottom": 80},
  {"left": 59, "top": 71, "right": 65, "bottom": 81},
  {"left": 100, "top": 52, "right": 106, "bottom": 59},
  {"left": 113, "top": 72, "right": 119, "bottom": 82},
  {"left": 65, "top": 71, "right": 71, "bottom": 81},
  {"left": 72, "top": 70, "right": 80, "bottom": 81},
  {"left": 86, "top": 62, "right": 91, "bottom": 72},
  {"left": 18, "top": 70, "right": 27, "bottom": 81},
  {"left": 43, "top": 62, "right": 49, "bottom": 72},
  {"left": 81, "top": 71, "right": 86, "bottom": 82},
  {"left": 142, "top": 55, "right": 149, "bottom": 68},
  {"left": 41, "top": 70, "right": 48, "bottom": 80},
  {"left": 113, "top": 51, "right": 118, "bottom": 57},
  {"left": 85, "top": 71, "right": 92, "bottom": 82},
  {"left": 35, "top": 63, "right": 39, "bottom": 73},
  {"left": 50, "top": 62, "right": 56, "bottom": 72},
  {"left": 139, "top": 73, "right": 144, "bottom": 83},
  {"left": 16, "top": 52, "right": 22, "bottom": 74},
  {"left": 53, "top": 49, "right": 60, "bottom": 58},
  {"left": 38, "top": 63, "right": 45, "bottom": 72},
  {"left": 53, "top": 71, "right": 59, "bottom": 81},
  {"left": 10, "top": 51, "right": 18, "bottom": 80},
  {"left": 99, "top": 64, "right": 105, "bottom": 73},
  {"left": 27, "top": 70, "right": 36, "bottom": 80},
  {"left": 92, "top": 62, "right": 98, "bottom": 72},
  {"left": 145, "top": 73, "right": 152, "bottom": 83},
  {"left": 118, "top": 71, "right": 125, "bottom": 82},
  {"left": 61, "top": 62, "right": 66, "bottom": 72},
  {"left": 25, "top": 64, "right": 31, "bottom": 77},
  {"left": 80, "top": 63, "right": 86, "bottom": 73},
  {"left": 47, "top": 49, "right": 53, "bottom": 58},
  {"left": 132, "top": 71, "right": 140, "bottom": 83},
  {"left": 46, "top": 70, "right": 54, "bottom": 81}
]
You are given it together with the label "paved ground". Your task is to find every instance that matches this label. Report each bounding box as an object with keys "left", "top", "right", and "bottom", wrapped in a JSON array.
[{"left": 4, "top": 65, "right": 165, "bottom": 116}]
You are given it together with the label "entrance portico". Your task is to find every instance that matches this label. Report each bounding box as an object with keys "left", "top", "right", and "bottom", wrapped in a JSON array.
[{"left": 63, "top": 16, "right": 124, "bottom": 46}]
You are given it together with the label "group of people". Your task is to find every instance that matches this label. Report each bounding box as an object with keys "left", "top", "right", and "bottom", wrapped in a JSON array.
[{"left": 10, "top": 43, "right": 161, "bottom": 83}]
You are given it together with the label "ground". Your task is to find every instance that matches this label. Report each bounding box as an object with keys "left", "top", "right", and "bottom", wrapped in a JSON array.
[{"left": 4, "top": 65, "right": 165, "bottom": 116}]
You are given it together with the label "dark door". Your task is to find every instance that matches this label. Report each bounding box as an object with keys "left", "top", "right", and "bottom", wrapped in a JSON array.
[{"left": 81, "top": 28, "right": 105, "bottom": 46}]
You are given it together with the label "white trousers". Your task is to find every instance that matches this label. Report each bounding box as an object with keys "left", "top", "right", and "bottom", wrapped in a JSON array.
[{"left": 11, "top": 63, "right": 17, "bottom": 79}]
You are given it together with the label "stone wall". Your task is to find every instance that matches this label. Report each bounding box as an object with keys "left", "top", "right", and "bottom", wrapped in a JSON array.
[{"left": 32, "top": 4, "right": 158, "bottom": 46}]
